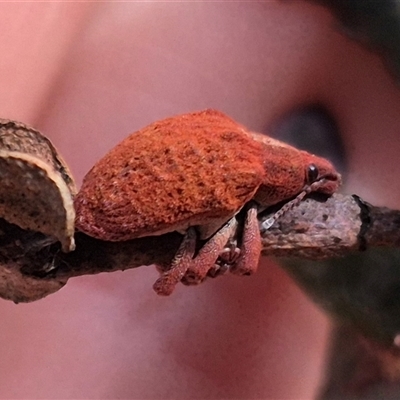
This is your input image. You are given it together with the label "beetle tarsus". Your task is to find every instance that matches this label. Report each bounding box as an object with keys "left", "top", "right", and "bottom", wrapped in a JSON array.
[{"left": 207, "top": 239, "right": 241, "bottom": 278}]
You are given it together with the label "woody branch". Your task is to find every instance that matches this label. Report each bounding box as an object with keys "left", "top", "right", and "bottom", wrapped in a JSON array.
[
  {"left": 0, "top": 191, "right": 398, "bottom": 304},
  {"left": 2, "top": 192, "right": 397, "bottom": 290}
]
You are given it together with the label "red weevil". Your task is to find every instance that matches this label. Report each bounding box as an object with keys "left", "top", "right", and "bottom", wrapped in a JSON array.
[{"left": 74, "top": 109, "right": 341, "bottom": 295}]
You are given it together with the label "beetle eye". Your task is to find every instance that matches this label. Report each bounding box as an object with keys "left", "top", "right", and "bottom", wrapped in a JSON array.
[{"left": 307, "top": 164, "right": 319, "bottom": 183}]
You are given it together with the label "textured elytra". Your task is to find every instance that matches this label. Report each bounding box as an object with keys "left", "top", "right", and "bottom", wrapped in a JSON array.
[{"left": 75, "top": 109, "right": 266, "bottom": 241}]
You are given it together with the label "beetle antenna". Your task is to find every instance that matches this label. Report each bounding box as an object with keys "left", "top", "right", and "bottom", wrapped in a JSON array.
[{"left": 261, "top": 179, "right": 328, "bottom": 231}]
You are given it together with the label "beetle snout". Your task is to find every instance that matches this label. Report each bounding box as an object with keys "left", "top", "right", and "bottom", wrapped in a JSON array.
[{"left": 315, "top": 172, "right": 342, "bottom": 195}]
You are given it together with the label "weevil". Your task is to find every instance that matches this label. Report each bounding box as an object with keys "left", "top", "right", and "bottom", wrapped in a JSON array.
[{"left": 74, "top": 109, "right": 341, "bottom": 295}]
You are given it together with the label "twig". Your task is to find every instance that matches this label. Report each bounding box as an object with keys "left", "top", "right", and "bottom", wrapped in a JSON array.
[{"left": 0, "top": 192, "right": 398, "bottom": 303}]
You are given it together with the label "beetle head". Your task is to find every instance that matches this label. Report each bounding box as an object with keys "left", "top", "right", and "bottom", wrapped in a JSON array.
[
  {"left": 249, "top": 131, "right": 341, "bottom": 207},
  {"left": 301, "top": 151, "right": 341, "bottom": 195}
]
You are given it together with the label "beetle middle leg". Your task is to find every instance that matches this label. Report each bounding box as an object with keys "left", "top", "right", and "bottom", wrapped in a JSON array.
[
  {"left": 207, "top": 238, "right": 240, "bottom": 279},
  {"left": 181, "top": 217, "right": 238, "bottom": 285}
]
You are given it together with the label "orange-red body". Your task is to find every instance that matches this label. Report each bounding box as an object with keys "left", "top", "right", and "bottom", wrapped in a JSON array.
[
  {"left": 74, "top": 109, "right": 341, "bottom": 295},
  {"left": 75, "top": 109, "right": 340, "bottom": 240}
]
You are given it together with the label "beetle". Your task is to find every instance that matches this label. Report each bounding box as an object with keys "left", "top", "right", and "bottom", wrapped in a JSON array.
[{"left": 74, "top": 109, "right": 341, "bottom": 295}]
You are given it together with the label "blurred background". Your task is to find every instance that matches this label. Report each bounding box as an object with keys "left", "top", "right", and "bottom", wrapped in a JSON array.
[{"left": 1, "top": 1, "right": 400, "bottom": 398}]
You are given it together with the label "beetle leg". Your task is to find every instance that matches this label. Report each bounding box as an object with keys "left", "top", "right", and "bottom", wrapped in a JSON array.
[
  {"left": 230, "top": 203, "right": 261, "bottom": 276},
  {"left": 182, "top": 218, "right": 238, "bottom": 285},
  {"left": 153, "top": 227, "right": 197, "bottom": 296},
  {"left": 207, "top": 239, "right": 241, "bottom": 278}
]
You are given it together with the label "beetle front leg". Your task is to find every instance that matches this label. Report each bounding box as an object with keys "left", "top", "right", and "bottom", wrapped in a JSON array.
[{"left": 230, "top": 203, "right": 261, "bottom": 276}]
